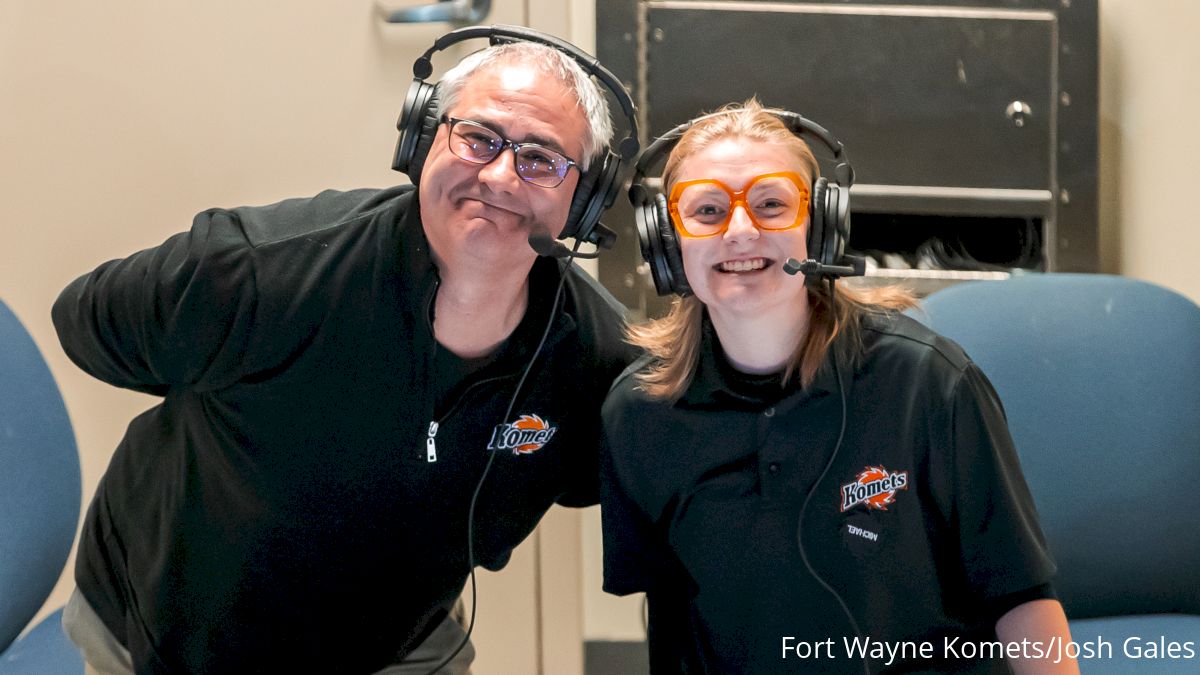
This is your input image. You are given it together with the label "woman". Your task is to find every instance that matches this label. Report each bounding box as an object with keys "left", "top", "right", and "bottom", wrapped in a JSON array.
[{"left": 600, "top": 100, "right": 1077, "bottom": 674}]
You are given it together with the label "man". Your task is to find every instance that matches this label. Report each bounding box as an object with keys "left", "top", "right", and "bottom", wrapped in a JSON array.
[{"left": 53, "top": 34, "right": 634, "bottom": 674}]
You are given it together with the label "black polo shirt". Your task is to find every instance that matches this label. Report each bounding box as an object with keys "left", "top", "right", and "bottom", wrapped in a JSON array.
[{"left": 600, "top": 312, "right": 1056, "bottom": 674}]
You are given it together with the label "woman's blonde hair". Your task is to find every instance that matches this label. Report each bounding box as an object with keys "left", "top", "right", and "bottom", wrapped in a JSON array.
[{"left": 628, "top": 99, "right": 916, "bottom": 400}]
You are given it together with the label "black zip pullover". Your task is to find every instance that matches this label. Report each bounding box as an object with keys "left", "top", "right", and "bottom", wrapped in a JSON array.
[{"left": 53, "top": 186, "right": 634, "bottom": 673}]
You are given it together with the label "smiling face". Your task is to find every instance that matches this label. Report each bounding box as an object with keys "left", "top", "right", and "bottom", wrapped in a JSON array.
[
  {"left": 674, "top": 137, "right": 814, "bottom": 323},
  {"left": 418, "top": 62, "right": 587, "bottom": 271}
]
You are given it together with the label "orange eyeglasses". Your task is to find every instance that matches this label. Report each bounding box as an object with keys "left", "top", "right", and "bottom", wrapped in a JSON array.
[{"left": 667, "top": 171, "right": 811, "bottom": 238}]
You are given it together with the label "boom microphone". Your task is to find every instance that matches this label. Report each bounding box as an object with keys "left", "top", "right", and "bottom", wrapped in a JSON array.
[
  {"left": 783, "top": 256, "right": 866, "bottom": 279},
  {"left": 528, "top": 232, "right": 601, "bottom": 259}
]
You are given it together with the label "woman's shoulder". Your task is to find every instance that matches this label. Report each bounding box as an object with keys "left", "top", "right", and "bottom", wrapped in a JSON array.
[
  {"left": 603, "top": 352, "right": 699, "bottom": 435},
  {"left": 858, "top": 311, "right": 978, "bottom": 391},
  {"left": 604, "top": 353, "right": 659, "bottom": 408}
]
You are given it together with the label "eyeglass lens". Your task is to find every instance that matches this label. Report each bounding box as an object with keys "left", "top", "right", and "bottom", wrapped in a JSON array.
[
  {"left": 673, "top": 175, "right": 808, "bottom": 237},
  {"left": 447, "top": 119, "right": 573, "bottom": 188}
]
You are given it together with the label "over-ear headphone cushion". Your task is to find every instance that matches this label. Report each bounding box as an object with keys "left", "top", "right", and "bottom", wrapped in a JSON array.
[
  {"left": 394, "top": 82, "right": 441, "bottom": 184},
  {"left": 808, "top": 177, "right": 830, "bottom": 267},
  {"left": 825, "top": 182, "right": 848, "bottom": 263},
  {"left": 564, "top": 156, "right": 604, "bottom": 241},
  {"left": 655, "top": 193, "right": 690, "bottom": 296},
  {"left": 633, "top": 186, "right": 665, "bottom": 295},
  {"left": 408, "top": 88, "right": 442, "bottom": 185}
]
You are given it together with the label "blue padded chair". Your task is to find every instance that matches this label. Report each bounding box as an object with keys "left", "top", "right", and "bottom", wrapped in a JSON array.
[
  {"left": 0, "top": 298, "right": 84, "bottom": 673},
  {"left": 919, "top": 274, "right": 1200, "bottom": 673}
]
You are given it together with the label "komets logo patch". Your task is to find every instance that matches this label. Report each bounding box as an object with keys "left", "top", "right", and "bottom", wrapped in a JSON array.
[
  {"left": 487, "top": 414, "right": 558, "bottom": 455},
  {"left": 840, "top": 466, "right": 909, "bottom": 512}
]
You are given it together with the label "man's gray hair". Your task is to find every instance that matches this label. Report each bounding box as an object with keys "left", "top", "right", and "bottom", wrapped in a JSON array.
[{"left": 436, "top": 42, "right": 614, "bottom": 171}]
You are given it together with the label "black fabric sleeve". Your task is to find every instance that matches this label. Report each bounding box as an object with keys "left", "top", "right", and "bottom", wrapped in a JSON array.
[
  {"left": 602, "top": 422, "right": 701, "bottom": 672},
  {"left": 600, "top": 380, "right": 707, "bottom": 672},
  {"left": 553, "top": 266, "right": 638, "bottom": 509},
  {"left": 51, "top": 209, "right": 259, "bottom": 394},
  {"left": 556, "top": 434, "right": 601, "bottom": 508},
  {"left": 942, "top": 363, "right": 1058, "bottom": 600},
  {"left": 646, "top": 579, "right": 706, "bottom": 675},
  {"left": 553, "top": 373, "right": 609, "bottom": 509},
  {"left": 595, "top": 384, "right": 681, "bottom": 593},
  {"left": 986, "top": 582, "right": 1058, "bottom": 624},
  {"left": 599, "top": 423, "right": 672, "bottom": 596}
]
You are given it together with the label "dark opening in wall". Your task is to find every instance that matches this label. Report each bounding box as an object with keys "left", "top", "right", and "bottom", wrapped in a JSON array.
[{"left": 848, "top": 214, "right": 1046, "bottom": 273}]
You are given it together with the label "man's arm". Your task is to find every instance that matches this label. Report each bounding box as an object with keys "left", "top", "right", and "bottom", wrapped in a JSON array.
[
  {"left": 51, "top": 209, "right": 258, "bottom": 394},
  {"left": 996, "top": 599, "right": 1079, "bottom": 674}
]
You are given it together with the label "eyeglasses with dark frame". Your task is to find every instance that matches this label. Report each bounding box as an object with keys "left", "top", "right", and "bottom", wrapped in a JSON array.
[{"left": 441, "top": 116, "right": 580, "bottom": 188}]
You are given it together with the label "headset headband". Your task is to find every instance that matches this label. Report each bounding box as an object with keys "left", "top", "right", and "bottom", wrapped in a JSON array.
[
  {"left": 415, "top": 24, "right": 640, "bottom": 162},
  {"left": 632, "top": 108, "right": 854, "bottom": 188}
]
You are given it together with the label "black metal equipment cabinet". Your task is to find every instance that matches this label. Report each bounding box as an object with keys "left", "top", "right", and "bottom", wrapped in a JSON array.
[{"left": 596, "top": 0, "right": 1098, "bottom": 315}]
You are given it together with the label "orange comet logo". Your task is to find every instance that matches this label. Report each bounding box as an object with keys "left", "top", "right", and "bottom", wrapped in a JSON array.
[
  {"left": 840, "top": 466, "right": 909, "bottom": 512},
  {"left": 487, "top": 414, "right": 558, "bottom": 455}
]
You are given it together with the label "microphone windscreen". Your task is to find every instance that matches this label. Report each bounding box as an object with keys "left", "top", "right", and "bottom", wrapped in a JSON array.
[{"left": 528, "top": 232, "right": 565, "bottom": 258}]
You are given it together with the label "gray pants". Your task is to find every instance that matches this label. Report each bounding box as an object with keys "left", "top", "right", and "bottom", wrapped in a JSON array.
[{"left": 63, "top": 588, "right": 475, "bottom": 675}]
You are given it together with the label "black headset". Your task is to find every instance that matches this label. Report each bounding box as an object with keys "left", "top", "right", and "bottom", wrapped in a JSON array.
[
  {"left": 629, "top": 109, "right": 859, "bottom": 296},
  {"left": 392, "top": 24, "right": 640, "bottom": 249}
]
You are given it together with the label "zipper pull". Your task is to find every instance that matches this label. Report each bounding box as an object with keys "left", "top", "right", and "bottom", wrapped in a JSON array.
[{"left": 426, "top": 421, "right": 439, "bottom": 463}]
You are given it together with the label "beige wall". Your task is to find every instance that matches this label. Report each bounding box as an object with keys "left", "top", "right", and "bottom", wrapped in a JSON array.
[{"left": 1098, "top": 0, "right": 1200, "bottom": 304}]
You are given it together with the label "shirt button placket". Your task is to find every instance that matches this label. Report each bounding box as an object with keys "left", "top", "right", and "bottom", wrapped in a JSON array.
[{"left": 760, "top": 406, "right": 783, "bottom": 501}]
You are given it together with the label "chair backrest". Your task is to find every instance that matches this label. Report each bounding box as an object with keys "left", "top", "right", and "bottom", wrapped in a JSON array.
[
  {"left": 0, "top": 298, "right": 81, "bottom": 651},
  {"left": 917, "top": 274, "right": 1200, "bottom": 620}
]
